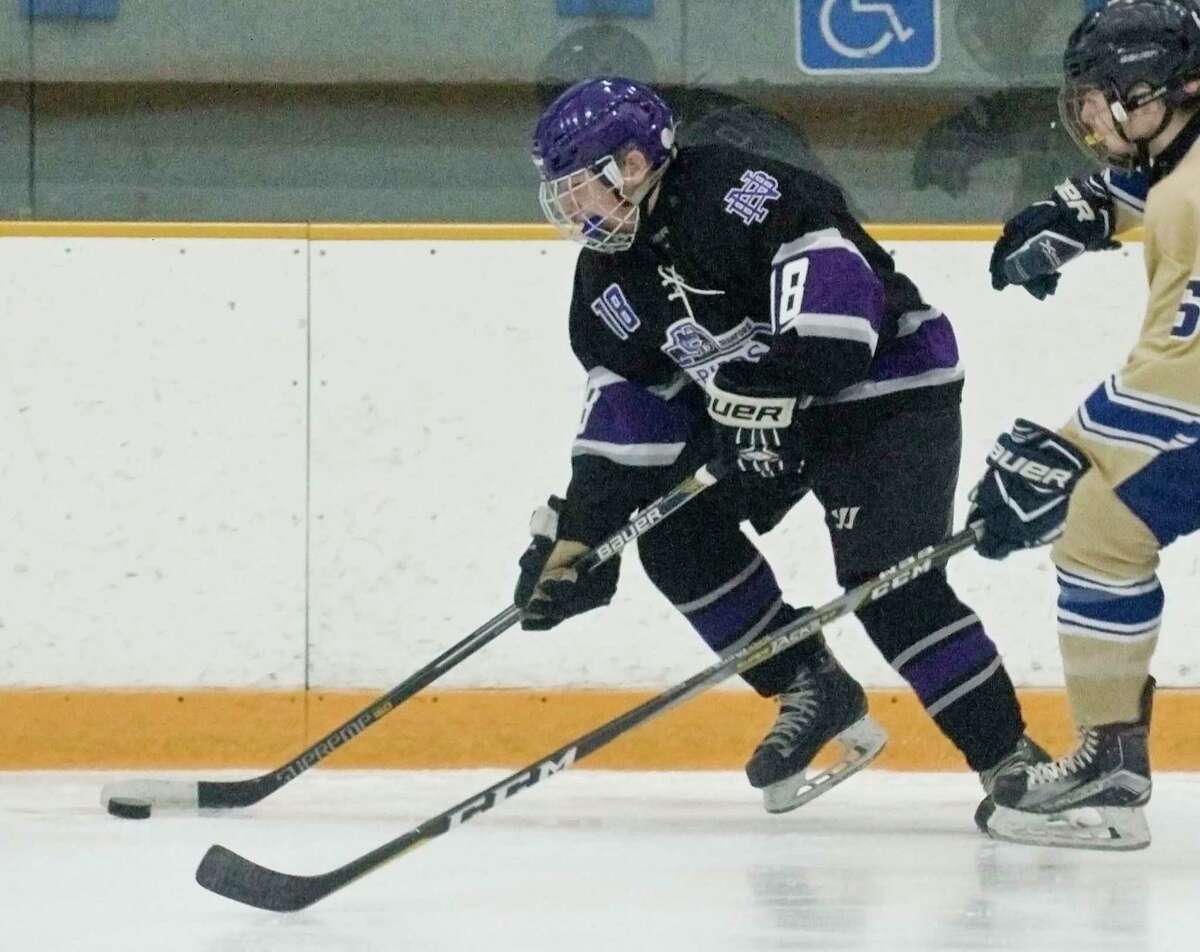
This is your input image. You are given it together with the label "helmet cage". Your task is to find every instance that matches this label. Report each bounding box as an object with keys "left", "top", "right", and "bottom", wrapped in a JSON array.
[{"left": 538, "top": 154, "right": 641, "bottom": 253}]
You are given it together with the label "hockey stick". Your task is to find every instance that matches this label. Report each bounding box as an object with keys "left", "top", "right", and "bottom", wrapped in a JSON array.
[
  {"left": 100, "top": 462, "right": 726, "bottom": 813},
  {"left": 196, "top": 521, "right": 983, "bottom": 911}
]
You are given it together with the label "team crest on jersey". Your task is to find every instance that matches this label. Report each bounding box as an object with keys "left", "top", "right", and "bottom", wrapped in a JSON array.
[
  {"left": 660, "top": 317, "right": 771, "bottom": 385},
  {"left": 590, "top": 283, "right": 641, "bottom": 341},
  {"left": 723, "top": 170, "right": 781, "bottom": 225}
]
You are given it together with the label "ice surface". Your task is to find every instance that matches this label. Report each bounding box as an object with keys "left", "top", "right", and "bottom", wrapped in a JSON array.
[{"left": 4, "top": 769, "right": 1197, "bottom": 951}]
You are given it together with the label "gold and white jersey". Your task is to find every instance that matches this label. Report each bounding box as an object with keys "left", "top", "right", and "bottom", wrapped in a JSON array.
[
  {"left": 1061, "top": 136, "right": 1200, "bottom": 497},
  {"left": 1050, "top": 127, "right": 1200, "bottom": 728}
]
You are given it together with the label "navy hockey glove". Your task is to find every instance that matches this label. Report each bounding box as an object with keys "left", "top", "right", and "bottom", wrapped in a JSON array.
[
  {"left": 514, "top": 496, "right": 619, "bottom": 631},
  {"left": 990, "top": 174, "right": 1120, "bottom": 300},
  {"left": 968, "top": 420, "right": 1090, "bottom": 560},
  {"left": 706, "top": 369, "right": 803, "bottom": 480}
]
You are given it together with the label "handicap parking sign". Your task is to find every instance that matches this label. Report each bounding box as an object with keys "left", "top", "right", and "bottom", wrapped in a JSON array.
[{"left": 797, "top": 0, "right": 940, "bottom": 75}]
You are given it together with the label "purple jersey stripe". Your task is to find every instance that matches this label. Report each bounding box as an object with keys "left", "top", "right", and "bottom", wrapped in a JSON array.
[
  {"left": 684, "top": 560, "right": 782, "bottom": 652},
  {"left": 898, "top": 622, "right": 998, "bottom": 709},
  {"left": 776, "top": 245, "right": 886, "bottom": 334},
  {"left": 578, "top": 378, "right": 702, "bottom": 447},
  {"left": 867, "top": 313, "right": 959, "bottom": 384}
]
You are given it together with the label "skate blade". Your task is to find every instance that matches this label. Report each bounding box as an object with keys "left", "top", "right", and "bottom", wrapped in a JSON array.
[
  {"left": 977, "top": 799, "right": 1151, "bottom": 851},
  {"left": 762, "top": 715, "right": 888, "bottom": 814}
]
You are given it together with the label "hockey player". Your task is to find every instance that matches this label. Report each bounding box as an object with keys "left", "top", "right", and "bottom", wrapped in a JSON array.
[
  {"left": 515, "top": 76, "right": 1046, "bottom": 816},
  {"left": 971, "top": 0, "right": 1200, "bottom": 849},
  {"left": 987, "top": 4, "right": 1200, "bottom": 302}
]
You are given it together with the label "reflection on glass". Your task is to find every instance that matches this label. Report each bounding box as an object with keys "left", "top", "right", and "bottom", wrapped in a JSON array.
[{"left": 1, "top": 0, "right": 1116, "bottom": 223}]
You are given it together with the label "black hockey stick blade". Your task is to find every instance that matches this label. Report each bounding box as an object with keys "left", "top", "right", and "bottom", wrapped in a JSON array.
[
  {"left": 198, "top": 828, "right": 432, "bottom": 910},
  {"left": 197, "top": 847, "right": 331, "bottom": 912},
  {"left": 194, "top": 845, "right": 376, "bottom": 912},
  {"left": 196, "top": 522, "right": 980, "bottom": 911},
  {"left": 107, "top": 464, "right": 724, "bottom": 815}
]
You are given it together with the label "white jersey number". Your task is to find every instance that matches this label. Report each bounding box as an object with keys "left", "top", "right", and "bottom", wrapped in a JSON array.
[{"left": 774, "top": 257, "right": 811, "bottom": 334}]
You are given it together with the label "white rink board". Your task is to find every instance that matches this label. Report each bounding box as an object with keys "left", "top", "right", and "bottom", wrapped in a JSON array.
[
  {"left": 3, "top": 235, "right": 1199, "bottom": 689},
  {"left": 0, "top": 237, "right": 308, "bottom": 687}
]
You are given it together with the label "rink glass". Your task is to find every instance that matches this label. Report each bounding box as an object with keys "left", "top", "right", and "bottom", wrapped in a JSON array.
[{"left": 0, "top": 0, "right": 1089, "bottom": 223}]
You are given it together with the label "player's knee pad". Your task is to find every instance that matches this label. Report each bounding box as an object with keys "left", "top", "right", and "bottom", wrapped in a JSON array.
[{"left": 1052, "top": 468, "right": 1162, "bottom": 581}]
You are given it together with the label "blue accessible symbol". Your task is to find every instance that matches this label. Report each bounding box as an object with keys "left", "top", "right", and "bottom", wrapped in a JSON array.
[{"left": 797, "top": 0, "right": 940, "bottom": 75}]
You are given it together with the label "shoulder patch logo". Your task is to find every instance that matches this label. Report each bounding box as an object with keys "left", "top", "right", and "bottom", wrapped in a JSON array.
[
  {"left": 590, "top": 283, "right": 642, "bottom": 341},
  {"left": 723, "top": 170, "right": 781, "bottom": 225}
]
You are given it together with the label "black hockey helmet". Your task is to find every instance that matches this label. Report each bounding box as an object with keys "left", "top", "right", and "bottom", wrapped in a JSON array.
[{"left": 1060, "top": 0, "right": 1200, "bottom": 169}]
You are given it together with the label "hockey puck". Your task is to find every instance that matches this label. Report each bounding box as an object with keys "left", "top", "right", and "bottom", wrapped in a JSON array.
[{"left": 107, "top": 796, "right": 152, "bottom": 820}]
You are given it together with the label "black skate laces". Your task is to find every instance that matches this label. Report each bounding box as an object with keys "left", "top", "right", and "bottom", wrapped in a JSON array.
[{"left": 1027, "top": 729, "right": 1100, "bottom": 786}]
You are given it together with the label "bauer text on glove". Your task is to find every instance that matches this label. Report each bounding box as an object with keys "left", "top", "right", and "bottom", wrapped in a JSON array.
[
  {"left": 968, "top": 419, "right": 1090, "bottom": 560},
  {"left": 705, "top": 371, "right": 803, "bottom": 480}
]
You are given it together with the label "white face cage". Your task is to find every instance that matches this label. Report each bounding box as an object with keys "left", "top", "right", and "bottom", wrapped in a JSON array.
[{"left": 537, "top": 157, "right": 640, "bottom": 253}]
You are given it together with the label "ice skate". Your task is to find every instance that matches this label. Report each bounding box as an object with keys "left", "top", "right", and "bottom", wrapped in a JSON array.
[
  {"left": 976, "top": 679, "right": 1153, "bottom": 851},
  {"left": 746, "top": 647, "right": 886, "bottom": 813},
  {"left": 978, "top": 734, "right": 1050, "bottom": 798}
]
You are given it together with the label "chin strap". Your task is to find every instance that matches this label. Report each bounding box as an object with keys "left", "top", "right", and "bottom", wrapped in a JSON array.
[
  {"left": 623, "top": 159, "right": 670, "bottom": 210},
  {"left": 1109, "top": 94, "right": 1175, "bottom": 172},
  {"left": 1111, "top": 79, "right": 1196, "bottom": 173}
]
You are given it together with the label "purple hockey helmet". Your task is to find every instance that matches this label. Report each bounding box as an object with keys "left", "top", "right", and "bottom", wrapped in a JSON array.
[{"left": 531, "top": 77, "right": 676, "bottom": 252}]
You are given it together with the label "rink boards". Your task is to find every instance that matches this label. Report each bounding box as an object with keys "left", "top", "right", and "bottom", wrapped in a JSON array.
[{"left": 1, "top": 222, "right": 1196, "bottom": 769}]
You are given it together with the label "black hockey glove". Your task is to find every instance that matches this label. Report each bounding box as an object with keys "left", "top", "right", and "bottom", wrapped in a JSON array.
[
  {"left": 705, "top": 368, "right": 804, "bottom": 480},
  {"left": 990, "top": 174, "right": 1120, "bottom": 301},
  {"left": 968, "top": 419, "right": 1090, "bottom": 560},
  {"left": 514, "top": 496, "right": 619, "bottom": 631}
]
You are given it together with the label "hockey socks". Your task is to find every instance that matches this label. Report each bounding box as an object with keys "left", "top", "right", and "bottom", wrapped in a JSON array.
[{"left": 857, "top": 574, "right": 1024, "bottom": 772}]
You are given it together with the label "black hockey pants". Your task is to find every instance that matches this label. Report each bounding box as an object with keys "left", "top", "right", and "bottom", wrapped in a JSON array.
[{"left": 636, "top": 399, "right": 1025, "bottom": 772}]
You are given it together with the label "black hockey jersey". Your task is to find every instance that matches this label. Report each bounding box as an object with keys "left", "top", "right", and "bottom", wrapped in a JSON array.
[{"left": 558, "top": 145, "right": 964, "bottom": 544}]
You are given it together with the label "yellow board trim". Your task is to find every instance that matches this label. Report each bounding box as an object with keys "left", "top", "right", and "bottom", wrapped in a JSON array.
[
  {"left": 0, "top": 220, "right": 1002, "bottom": 242},
  {"left": 2, "top": 687, "right": 1196, "bottom": 770},
  {"left": 0, "top": 220, "right": 1149, "bottom": 243},
  {"left": 308, "top": 222, "right": 561, "bottom": 241},
  {"left": 0, "top": 221, "right": 309, "bottom": 239}
]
